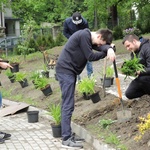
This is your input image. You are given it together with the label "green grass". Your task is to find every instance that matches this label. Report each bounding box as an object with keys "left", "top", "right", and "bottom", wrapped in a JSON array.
[{"left": 86, "top": 121, "right": 128, "bottom": 150}]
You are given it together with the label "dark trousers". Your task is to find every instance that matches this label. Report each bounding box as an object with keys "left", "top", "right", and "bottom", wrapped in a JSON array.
[
  {"left": 56, "top": 72, "right": 76, "bottom": 141},
  {"left": 125, "top": 76, "right": 150, "bottom": 99}
]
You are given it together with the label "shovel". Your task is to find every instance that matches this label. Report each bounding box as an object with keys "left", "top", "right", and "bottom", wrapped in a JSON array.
[{"left": 113, "top": 60, "right": 132, "bottom": 122}]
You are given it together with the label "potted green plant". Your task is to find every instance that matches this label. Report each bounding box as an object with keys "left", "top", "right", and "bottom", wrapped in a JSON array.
[
  {"left": 34, "top": 77, "right": 52, "bottom": 96},
  {"left": 48, "top": 103, "right": 61, "bottom": 138},
  {"left": 77, "top": 77, "right": 94, "bottom": 100},
  {"left": 29, "top": 71, "right": 40, "bottom": 86},
  {"left": 41, "top": 64, "right": 49, "bottom": 78},
  {"left": 14, "top": 72, "right": 28, "bottom": 88},
  {"left": 9, "top": 57, "right": 20, "bottom": 73},
  {"left": 77, "top": 77, "right": 100, "bottom": 103},
  {"left": 5, "top": 70, "right": 15, "bottom": 83},
  {"left": 105, "top": 66, "right": 114, "bottom": 86}
]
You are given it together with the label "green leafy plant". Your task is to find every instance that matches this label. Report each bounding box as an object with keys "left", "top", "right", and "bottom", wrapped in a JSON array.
[
  {"left": 29, "top": 71, "right": 40, "bottom": 81},
  {"left": 9, "top": 57, "right": 20, "bottom": 64},
  {"left": 34, "top": 77, "right": 49, "bottom": 90},
  {"left": 14, "top": 72, "right": 27, "bottom": 82},
  {"left": 5, "top": 70, "right": 14, "bottom": 78},
  {"left": 105, "top": 133, "right": 120, "bottom": 146},
  {"left": 76, "top": 77, "right": 96, "bottom": 95},
  {"left": 106, "top": 66, "right": 114, "bottom": 78},
  {"left": 120, "top": 53, "right": 145, "bottom": 79},
  {"left": 99, "top": 119, "right": 116, "bottom": 129},
  {"left": 48, "top": 103, "right": 61, "bottom": 125}
]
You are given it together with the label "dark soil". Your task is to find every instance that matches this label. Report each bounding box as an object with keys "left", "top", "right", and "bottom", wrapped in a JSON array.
[{"left": 0, "top": 46, "right": 150, "bottom": 150}]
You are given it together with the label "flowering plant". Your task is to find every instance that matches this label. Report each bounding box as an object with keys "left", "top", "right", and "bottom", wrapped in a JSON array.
[
  {"left": 123, "top": 27, "right": 141, "bottom": 37},
  {"left": 134, "top": 113, "right": 150, "bottom": 141}
]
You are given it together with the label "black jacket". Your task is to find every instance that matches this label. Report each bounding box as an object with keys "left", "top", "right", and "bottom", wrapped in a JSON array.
[
  {"left": 63, "top": 17, "right": 89, "bottom": 39},
  {"left": 131, "top": 38, "right": 150, "bottom": 75},
  {"left": 56, "top": 29, "right": 111, "bottom": 75}
]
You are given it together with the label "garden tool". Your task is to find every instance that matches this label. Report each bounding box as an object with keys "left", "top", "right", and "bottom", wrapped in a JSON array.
[
  {"left": 102, "top": 57, "right": 107, "bottom": 97},
  {"left": 113, "top": 59, "right": 132, "bottom": 122}
]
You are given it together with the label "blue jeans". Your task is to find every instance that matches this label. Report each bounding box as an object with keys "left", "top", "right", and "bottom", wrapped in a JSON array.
[
  {"left": 86, "top": 61, "right": 93, "bottom": 78},
  {"left": 56, "top": 72, "right": 76, "bottom": 141},
  {"left": 77, "top": 61, "right": 93, "bottom": 81}
]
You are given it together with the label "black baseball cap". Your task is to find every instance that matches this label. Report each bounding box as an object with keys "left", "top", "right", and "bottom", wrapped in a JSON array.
[{"left": 72, "top": 12, "right": 82, "bottom": 25}]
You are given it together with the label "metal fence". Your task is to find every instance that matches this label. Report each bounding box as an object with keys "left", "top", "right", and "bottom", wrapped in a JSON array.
[{"left": 0, "top": 36, "right": 22, "bottom": 56}]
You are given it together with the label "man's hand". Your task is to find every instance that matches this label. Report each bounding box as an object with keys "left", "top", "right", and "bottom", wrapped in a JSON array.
[
  {"left": 107, "top": 48, "right": 116, "bottom": 62},
  {"left": 0, "top": 62, "right": 13, "bottom": 69}
]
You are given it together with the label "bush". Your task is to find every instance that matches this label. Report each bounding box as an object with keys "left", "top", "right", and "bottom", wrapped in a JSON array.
[
  {"left": 123, "top": 27, "right": 141, "bottom": 37},
  {"left": 54, "top": 32, "right": 66, "bottom": 46},
  {"left": 46, "top": 34, "right": 55, "bottom": 48},
  {"left": 113, "top": 26, "right": 123, "bottom": 40}
]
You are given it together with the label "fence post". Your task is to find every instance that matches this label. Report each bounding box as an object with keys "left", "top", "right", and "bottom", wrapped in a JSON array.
[{"left": 4, "top": 36, "right": 8, "bottom": 57}]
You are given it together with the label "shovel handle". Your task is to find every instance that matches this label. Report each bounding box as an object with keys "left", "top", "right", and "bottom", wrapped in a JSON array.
[
  {"left": 113, "top": 60, "right": 122, "bottom": 99},
  {"left": 115, "top": 78, "right": 122, "bottom": 98}
]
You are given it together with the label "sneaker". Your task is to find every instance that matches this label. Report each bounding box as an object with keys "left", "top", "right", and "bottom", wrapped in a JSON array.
[
  {"left": 0, "top": 132, "right": 11, "bottom": 140},
  {"left": 71, "top": 132, "right": 85, "bottom": 142},
  {"left": 0, "top": 138, "right": 5, "bottom": 144},
  {"left": 62, "top": 136, "right": 83, "bottom": 148}
]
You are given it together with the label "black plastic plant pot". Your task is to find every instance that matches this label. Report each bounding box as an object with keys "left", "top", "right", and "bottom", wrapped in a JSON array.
[
  {"left": 19, "top": 78, "right": 28, "bottom": 88},
  {"left": 51, "top": 124, "right": 61, "bottom": 138},
  {"left": 41, "top": 84, "right": 53, "bottom": 96},
  {"left": 8, "top": 75, "right": 15, "bottom": 83},
  {"left": 90, "top": 92, "right": 101, "bottom": 103},
  {"left": 101, "top": 77, "right": 112, "bottom": 87},
  {"left": 83, "top": 92, "right": 90, "bottom": 100},
  {"left": 10, "top": 63, "right": 19, "bottom": 73},
  {"left": 27, "top": 111, "right": 39, "bottom": 123},
  {"left": 42, "top": 71, "right": 49, "bottom": 78}
]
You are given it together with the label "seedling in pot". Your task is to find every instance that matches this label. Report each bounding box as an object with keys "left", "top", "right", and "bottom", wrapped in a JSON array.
[{"left": 47, "top": 103, "right": 61, "bottom": 125}]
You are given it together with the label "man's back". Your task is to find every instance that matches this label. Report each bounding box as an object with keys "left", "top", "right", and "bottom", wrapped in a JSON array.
[{"left": 63, "top": 12, "right": 89, "bottom": 39}]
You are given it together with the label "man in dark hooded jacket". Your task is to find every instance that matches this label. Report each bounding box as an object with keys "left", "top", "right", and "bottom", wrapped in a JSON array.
[
  {"left": 63, "top": 12, "right": 93, "bottom": 81},
  {"left": 56, "top": 28, "right": 116, "bottom": 148},
  {"left": 122, "top": 34, "right": 150, "bottom": 99}
]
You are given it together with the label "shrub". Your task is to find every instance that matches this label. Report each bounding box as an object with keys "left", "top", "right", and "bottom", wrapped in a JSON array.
[
  {"left": 113, "top": 26, "right": 123, "bottom": 40},
  {"left": 123, "top": 27, "right": 141, "bottom": 37}
]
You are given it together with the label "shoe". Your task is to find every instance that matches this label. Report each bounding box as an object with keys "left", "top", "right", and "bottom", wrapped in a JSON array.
[
  {"left": 0, "top": 132, "right": 11, "bottom": 140},
  {"left": 62, "top": 136, "right": 83, "bottom": 148},
  {"left": 71, "top": 132, "right": 85, "bottom": 142},
  {"left": 0, "top": 138, "right": 5, "bottom": 144}
]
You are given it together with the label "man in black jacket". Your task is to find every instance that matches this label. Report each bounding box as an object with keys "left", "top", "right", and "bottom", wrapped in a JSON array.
[
  {"left": 56, "top": 28, "right": 116, "bottom": 148},
  {"left": 122, "top": 34, "right": 150, "bottom": 99},
  {"left": 63, "top": 12, "right": 93, "bottom": 81}
]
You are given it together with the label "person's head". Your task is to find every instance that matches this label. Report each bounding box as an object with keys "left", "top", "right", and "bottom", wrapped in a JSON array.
[
  {"left": 72, "top": 12, "right": 82, "bottom": 25},
  {"left": 92, "top": 29, "right": 113, "bottom": 46},
  {"left": 122, "top": 34, "right": 141, "bottom": 52}
]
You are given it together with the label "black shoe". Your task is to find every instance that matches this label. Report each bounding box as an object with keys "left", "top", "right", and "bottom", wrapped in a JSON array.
[{"left": 0, "top": 132, "right": 11, "bottom": 140}]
